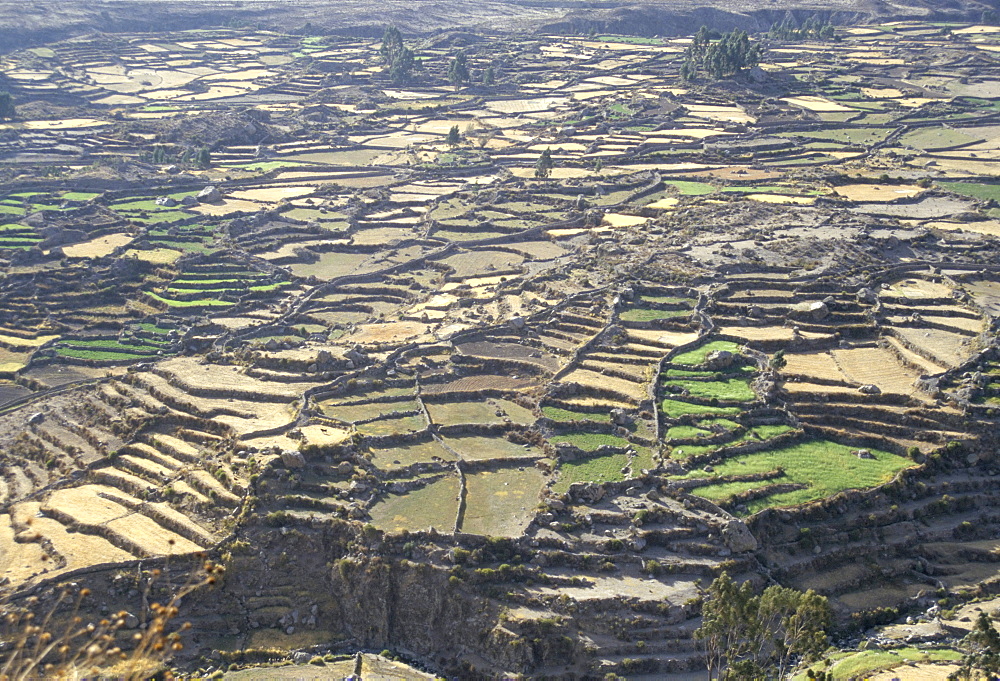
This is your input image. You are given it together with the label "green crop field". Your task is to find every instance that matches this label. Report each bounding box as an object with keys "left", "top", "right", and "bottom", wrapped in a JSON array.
[
  {"left": 550, "top": 431, "right": 630, "bottom": 451},
  {"left": 677, "top": 439, "right": 912, "bottom": 513},
  {"left": 669, "top": 443, "right": 720, "bottom": 458},
  {"left": 939, "top": 181, "right": 1000, "bottom": 201},
  {"left": 742, "top": 424, "right": 795, "bottom": 440},
  {"left": 665, "top": 377, "right": 756, "bottom": 402},
  {"left": 619, "top": 308, "right": 689, "bottom": 322},
  {"left": 663, "top": 368, "right": 714, "bottom": 377},
  {"left": 541, "top": 405, "right": 611, "bottom": 423},
  {"left": 794, "top": 647, "right": 961, "bottom": 681},
  {"left": 665, "top": 181, "right": 716, "bottom": 196},
  {"left": 639, "top": 295, "right": 693, "bottom": 305},
  {"left": 670, "top": 340, "right": 742, "bottom": 366},
  {"left": 661, "top": 399, "right": 743, "bottom": 418},
  {"left": 665, "top": 424, "right": 711, "bottom": 439},
  {"left": 54, "top": 348, "right": 152, "bottom": 361},
  {"left": 146, "top": 292, "right": 233, "bottom": 308},
  {"left": 553, "top": 452, "right": 629, "bottom": 493}
]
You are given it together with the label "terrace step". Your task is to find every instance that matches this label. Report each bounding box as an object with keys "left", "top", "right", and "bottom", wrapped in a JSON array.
[
  {"left": 145, "top": 433, "right": 203, "bottom": 464},
  {"left": 186, "top": 470, "right": 241, "bottom": 508}
]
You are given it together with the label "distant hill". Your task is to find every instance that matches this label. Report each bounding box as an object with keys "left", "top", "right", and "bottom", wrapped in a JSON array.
[{"left": 0, "top": 0, "right": 995, "bottom": 53}]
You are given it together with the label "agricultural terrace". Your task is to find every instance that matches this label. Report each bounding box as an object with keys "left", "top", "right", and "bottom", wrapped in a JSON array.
[{"left": 0, "top": 16, "right": 1000, "bottom": 679}]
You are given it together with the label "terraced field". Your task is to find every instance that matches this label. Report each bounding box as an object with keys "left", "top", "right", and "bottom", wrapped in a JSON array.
[{"left": 3, "top": 14, "right": 1000, "bottom": 680}]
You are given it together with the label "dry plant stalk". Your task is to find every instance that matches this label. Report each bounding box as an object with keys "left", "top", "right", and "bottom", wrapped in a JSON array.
[{"left": 0, "top": 538, "right": 223, "bottom": 681}]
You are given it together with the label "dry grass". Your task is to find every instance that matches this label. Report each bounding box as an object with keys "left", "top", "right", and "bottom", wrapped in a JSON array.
[
  {"left": 832, "top": 346, "right": 925, "bottom": 396},
  {"left": 781, "top": 352, "right": 844, "bottom": 382},
  {"left": 1, "top": 554, "right": 223, "bottom": 680},
  {"left": 561, "top": 367, "right": 647, "bottom": 401},
  {"left": 349, "top": 322, "right": 430, "bottom": 345}
]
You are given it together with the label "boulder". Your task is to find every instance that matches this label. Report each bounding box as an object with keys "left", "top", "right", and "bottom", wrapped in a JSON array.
[
  {"left": 610, "top": 408, "right": 634, "bottom": 427},
  {"left": 197, "top": 186, "right": 222, "bottom": 203},
  {"left": 807, "top": 301, "right": 829, "bottom": 321},
  {"left": 704, "top": 349, "right": 735, "bottom": 370},
  {"left": 858, "top": 384, "right": 881, "bottom": 395},
  {"left": 569, "top": 482, "right": 605, "bottom": 504},
  {"left": 180, "top": 195, "right": 199, "bottom": 207},
  {"left": 854, "top": 449, "right": 876, "bottom": 460},
  {"left": 789, "top": 301, "right": 829, "bottom": 321},
  {"left": 337, "top": 461, "right": 354, "bottom": 476},
  {"left": 509, "top": 316, "right": 526, "bottom": 331},
  {"left": 722, "top": 519, "right": 758, "bottom": 553},
  {"left": 281, "top": 450, "right": 306, "bottom": 468},
  {"left": 857, "top": 287, "right": 878, "bottom": 304},
  {"left": 155, "top": 196, "right": 178, "bottom": 207}
]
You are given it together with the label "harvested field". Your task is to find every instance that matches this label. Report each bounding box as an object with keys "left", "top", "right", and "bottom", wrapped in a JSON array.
[
  {"left": 349, "top": 322, "right": 431, "bottom": 345},
  {"left": 781, "top": 351, "right": 845, "bottom": 382},
  {"left": 369, "top": 475, "right": 460, "bottom": 534},
  {"left": 441, "top": 435, "right": 541, "bottom": 461},
  {"left": 832, "top": 346, "right": 926, "bottom": 394},
  {"left": 368, "top": 439, "right": 455, "bottom": 470},
  {"left": 461, "top": 467, "right": 545, "bottom": 536},
  {"left": 422, "top": 373, "right": 537, "bottom": 394},
  {"left": 561, "top": 367, "right": 647, "bottom": 401},
  {"left": 892, "top": 327, "right": 978, "bottom": 368}
]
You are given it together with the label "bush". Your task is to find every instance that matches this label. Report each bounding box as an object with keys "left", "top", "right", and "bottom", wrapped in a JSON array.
[{"left": 0, "top": 91, "right": 13, "bottom": 120}]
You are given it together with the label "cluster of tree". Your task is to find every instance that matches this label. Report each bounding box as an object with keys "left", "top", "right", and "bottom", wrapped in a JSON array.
[
  {"left": 694, "top": 572, "right": 831, "bottom": 680},
  {"left": 0, "top": 90, "right": 14, "bottom": 120},
  {"left": 768, "top": 14, "right": 837, "bottom": 41},
  {"left": 380, "top": 25, "right": 416, "bottom": 84},
  {"left": 381, "top": 27, "right": 495, "bottom": 88},
  {"left": 448, "top": 52, "right": 469, "bottom": 87},
  {"left": 950, "top": 611, "right": 1000, "bottom": 680},
  {"left": 149, "top": 143, "right": 210, "bottom": 167},
  {"left": 681, "top": 27, "right": 762, "bottom": 81}
]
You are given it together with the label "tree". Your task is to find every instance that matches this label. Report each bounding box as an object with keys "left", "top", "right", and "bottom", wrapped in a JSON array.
[
  {"left": 380, "top": 25, "right": 404, "bottom": 64},
  {"left": 769, "top": 349, "right": 787, "bottom": 371},
  {"left": 694, "top": 572, "right": 830, "bottom": 679},
  {"left": 950, "top": 612, "right": 1000, "bottom": 681},
  {"left": 769, "top": 13, "right": 837, "bottom": 41},
  {"left": 381, "top": 25, "right": 415, "bottom": 84},
  {"left": 681, "top": 27, "right": 762, "bottom": 81},
  {"left": 196, "top": 146, "right": 211, "bottom": 168},
  {"left": 449, "top": 52, "right": 470, "bottom": 87},
  {"left": 482, "top": 65, "right": 495, "bottom": 85},
  {"left": 389, "top": 46, "right": 415, "bottom": 84},
  {"left": 534, "top": 148, "right": 553, "bottom": 179},
  {"left": 0, "top": 90, "right": 14, "bottom": 120},
  {"left": 447, "top": 125, "right": 461, "bottom": 146}
]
